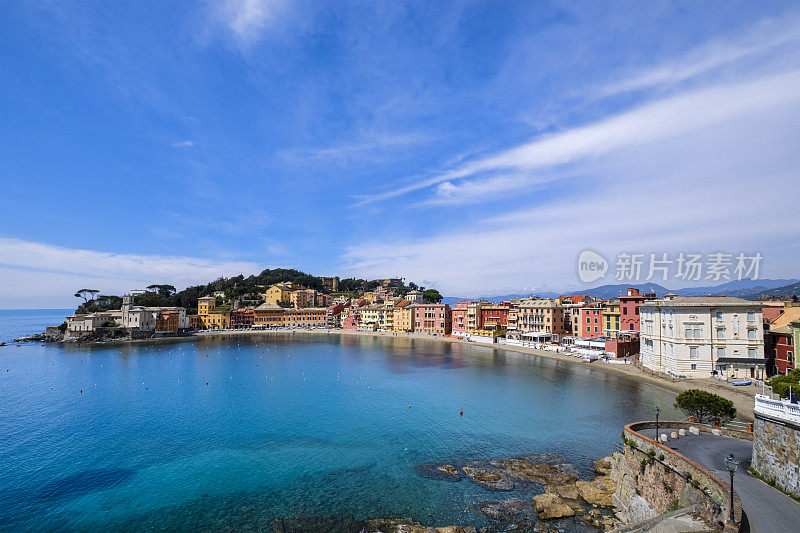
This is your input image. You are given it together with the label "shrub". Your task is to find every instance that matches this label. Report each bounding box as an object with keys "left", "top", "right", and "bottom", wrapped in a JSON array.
[
  {"left": 768, "top": 369, "right": 800, "bottom": 399},
  {"left": 674, "top": 389, "right": 737, "bottom": 424}
]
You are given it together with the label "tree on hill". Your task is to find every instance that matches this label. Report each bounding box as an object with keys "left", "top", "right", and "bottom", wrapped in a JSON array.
[
  {"left": 674, "top": 389, "right": 737, "bottom": 424},
  {"left": 75, "top": 289, "right": 99, "bottom": 303},
  {"left": 75, "top": 294, "right": 122, "bottom": 314},
  {"left": 146, "top": 284, "right": 176, "bottom": 298},
  {"left": 423, "top": 289, "right": 443, "bottom": 303}
]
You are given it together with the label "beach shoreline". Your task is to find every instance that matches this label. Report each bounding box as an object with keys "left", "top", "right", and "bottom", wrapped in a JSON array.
[{"left": 194, "top": 327, "right": 759, "bottom": 421}]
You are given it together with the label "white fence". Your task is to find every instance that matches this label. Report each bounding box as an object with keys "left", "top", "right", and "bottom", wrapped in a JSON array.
[{"left": 754, "top": 394, "right": 800, "bottom": 425}]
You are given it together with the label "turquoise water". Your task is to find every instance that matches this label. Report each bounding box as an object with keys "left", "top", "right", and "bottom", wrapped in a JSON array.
[{"left": 0, "top": 311, "right": 681, "bottom": 531}]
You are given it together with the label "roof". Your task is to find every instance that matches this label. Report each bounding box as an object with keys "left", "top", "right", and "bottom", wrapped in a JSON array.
[
  {"left": 641, "top": 296, "right": 762, "bottom": 308},
  {"left": 517, "top": 299, "right": 558, "bottom": 308},
  {"left": 255, "top": 302, "right": 282, "bottom": 311},
  {"left": 769, "top": 306, "right": 800, "bottom": 329},
  {"left": 769, "top": 325, "right": 792, "bottom": 335}
]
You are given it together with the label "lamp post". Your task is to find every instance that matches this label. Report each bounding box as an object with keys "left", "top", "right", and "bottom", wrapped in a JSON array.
[
  {"left": 724, "top": 453, "right": 738, "bottom": 526},
  {"left": 654, "top": 406, "right": 660, "bottom": 443}
]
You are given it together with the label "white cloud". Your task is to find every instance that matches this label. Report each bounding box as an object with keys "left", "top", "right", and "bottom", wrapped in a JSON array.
[
  {"left": 342, "top": 68, "right": 800, "bottom": 294},
  {"left": 359, "top": 69, "right": 800, "bottom": 206},
  {"left": 0, "top": 238, "right": 261, "bottom": 308},
  {"left": 214, "top": 0, "right": 284, "bottom": 44},
  {"left": 597, "top": 13, "right": 800, "bottom": 97},
  {"left": 170, "top": 140, "right": 195, "bottom": 148}
]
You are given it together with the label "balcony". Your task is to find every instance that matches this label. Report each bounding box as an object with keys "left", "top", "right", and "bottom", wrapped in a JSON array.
[{"left": 754, "top": 394, "right": 800, "bottom": 425}]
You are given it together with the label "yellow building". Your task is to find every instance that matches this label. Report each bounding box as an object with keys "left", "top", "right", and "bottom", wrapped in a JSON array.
[
  {"left": 253, "top": 302, "right": 283, "bottom": 328},
  {"left": 197, "top": 295, "right": 230, "bottom": 329},
  {"left": 393, "top": 301, "right": 414, "bottom": 332},
  {"left": 603, "top": 299, "right": 621, "bottom": 338},
  {"left": 264, "top": 282, "right": 296, "bottom": 305}
]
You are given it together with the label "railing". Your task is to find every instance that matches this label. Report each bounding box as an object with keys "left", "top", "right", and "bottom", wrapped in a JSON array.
[{"left": 754, "top": 394, "right": 800, "bottom": 425}]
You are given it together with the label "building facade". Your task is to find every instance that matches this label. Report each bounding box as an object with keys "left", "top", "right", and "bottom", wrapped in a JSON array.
[
  {"left": 413, "top": 303, "right": 451, "bottom": 335},
  {"left": 640, "top": 296, "right": 766, "bottom": 379},
  {"left": 619, "top": 288, "right": 657, "bottom": 334},
  {"left": 578, "top": 304, "right": 604, "bottom": 338}
]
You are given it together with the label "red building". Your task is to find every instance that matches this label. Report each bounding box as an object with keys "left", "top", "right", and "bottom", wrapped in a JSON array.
[
  {"left": 479, "top": 303, "right": 510, "bottom": 332},
  {"left": 619, "top": 288, "right": 656, "bottom": 334},
  {"left": 451, "top": 301, "right": 468, "bottom": 337},
  {"left": 579, "top": 304, "right": 604, "bottom": 338},
  {"left": 766, "top": 325, "right": 795, "bottom": 375},
  {"left": 230, "top": 308, "right": 255, "bottom": 329},
  {"left": 326, "top": 303, "right": 345, "bottom": 328}
]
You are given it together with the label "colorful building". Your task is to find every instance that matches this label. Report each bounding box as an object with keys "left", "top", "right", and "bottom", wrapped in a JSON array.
[
  {"left": 263, "top": 282, "right": 296, "bottom": 305},
  {"left": 282, "top": 307, "right": 327, "bottom": 327},
  {"left": 619, "top": 288, "right": 657, "bottom": 334},
  {"left": 578, "top": 304, "right": 604, "bottom": 338},
  {"left": 196, "top": 295, "right": 230, "bottom": 330},
  {"left": 414, "top": 303, "right": 451, "bottom": 335},
  {"left": 479, "top": 304, "right": 510, "bottom": 334},
  {"left": 451, "top": 301, "right": 469, "bottom": 337},
  {"left": 507, "top": 299, "right": 565, "bottom": 337},
  {"left": 603, "top": 299, "right": 621, "bottom": 337},
  {"left": 253, "top": 302, "right": 283, "bottom": 328},
  {"left": 230, "top": 308, "right": 255, "bottom": 329},
  {"left": 393, "top": 300, "right": 415, "bottom": 332}
]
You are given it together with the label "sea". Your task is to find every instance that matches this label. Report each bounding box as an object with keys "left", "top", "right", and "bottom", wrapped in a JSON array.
[{"left": 0, "top": 310, "right": 681, "bottom": 531}]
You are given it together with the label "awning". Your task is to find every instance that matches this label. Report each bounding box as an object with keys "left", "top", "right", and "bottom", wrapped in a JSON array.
[{"left": 716, "top": 357, "right": 767, "bottom": 365}]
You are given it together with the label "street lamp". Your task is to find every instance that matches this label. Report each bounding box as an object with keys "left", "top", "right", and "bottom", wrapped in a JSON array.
[
  {"left": 724, "top": 453, "right": 739, "bottom": 526},
  {"left": 654, "top": 406, "right": 660, "bottom": 443}
]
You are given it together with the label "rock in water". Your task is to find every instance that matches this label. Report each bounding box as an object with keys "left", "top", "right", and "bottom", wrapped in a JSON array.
[
  {"left": 575, "top": 477, "right": 617, "bottom": 507},
  {"left": 462, "top": 466, "right": 513, "bottom": 491},
  {"left": 479, "top": 498, "right": 535, "bottom": 520},
  {"left": 533, "top": 493, "right": 576, "bottom": 519}
]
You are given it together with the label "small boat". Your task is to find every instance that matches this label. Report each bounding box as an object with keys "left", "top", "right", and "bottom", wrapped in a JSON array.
[{"left": 732, "top": 379, "right": 752, "bottom": 386}]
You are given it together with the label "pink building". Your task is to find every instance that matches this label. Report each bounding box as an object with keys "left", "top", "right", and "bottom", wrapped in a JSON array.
[
  {"left": 451, "top": 301, "right": 468, "bottom": 337},
  {"left": 579, "top": 304, "right": 604, "bottom": 338},
  {"left": 619, "top": 288, "right": 656, "bottom": 334},
  {"left": 414, "top": 303, "right": 452, "bottom": 335}
]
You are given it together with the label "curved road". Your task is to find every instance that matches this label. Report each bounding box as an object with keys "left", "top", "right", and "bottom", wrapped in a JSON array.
[{"left": 647, "top": 429, "right": 800, "bottom": 533}]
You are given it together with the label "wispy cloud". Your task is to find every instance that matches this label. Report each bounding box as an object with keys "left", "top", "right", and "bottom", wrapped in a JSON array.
[
  {"left": 0, "top": 237, "right": 261, "bottom": 307},
  {"left": 358, "top": 68, "right": 800, "bottom": 206},
  {"left": 281, "top": 132, "right": 435, "bottom": 167},
  {"left": 170, "top": 140, "right": 195, "bottom": 148},
  {"left": 212, "top": 0, "right": 285, "bottom": 45},
  {"left": 597, "top": 13, "right": 800, "bottom": 97}
]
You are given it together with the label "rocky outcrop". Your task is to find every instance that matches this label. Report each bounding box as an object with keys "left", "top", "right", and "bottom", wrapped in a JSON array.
[
  {"left": 479, "top": 498, "right": 534, "bottom": 520},
  {"left": 462, "top": 466, "right": 513, "bottom": 491},
  {"left": 532, "top": 493, "right": 576, "bottom": 519},
  {"left": 576, "top": 477, "right": 617, "bottom": 508},
  {"left": 593, "top": 457, "right": 612, "bottom": 476}
]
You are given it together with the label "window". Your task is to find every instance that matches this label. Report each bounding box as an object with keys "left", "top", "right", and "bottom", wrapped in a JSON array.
[
  {"left": 716, "top": 311, "right": 723, "bottom": 322},
  {"left": 747, "top": 312, "right": 755, "bottom": 322},
  {"left": 694, "top": 328, "right": 701, "bottom": 338},
  {"left": 691, "top": 364, "right": 697, "bottom": 370},
  {"left": 685, "top": 328, "right": 692, "bottom": 339},
  {"left": 717, "top": 328, "right": 724, "bottom": 339},
  {"left": 717, "top": 347, "right": 725, "bottom": 358},
  {"left": 690, "top": 346, "right": 698, "bottom": 359},
  {"left": 748, "top": 329, "right": 756, "bottom": 340},
  {"left": 748, "top": 348, "right": 757, "bottom": 358}
]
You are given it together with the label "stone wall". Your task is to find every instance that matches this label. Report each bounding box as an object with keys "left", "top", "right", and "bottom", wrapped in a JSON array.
[
  {"left": 752, "top": 415, "right": 800, "bottom": 498},
  {"left": 608, "top": 422, "right": 743, "bottom": 532}
]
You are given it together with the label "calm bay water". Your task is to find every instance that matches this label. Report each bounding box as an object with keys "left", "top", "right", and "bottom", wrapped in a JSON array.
[{"left": 0, "top": 311, "right": 681, "bottom": 531}]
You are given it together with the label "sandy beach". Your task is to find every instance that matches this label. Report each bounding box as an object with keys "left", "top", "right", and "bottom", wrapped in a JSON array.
[{"left": 196, "top": 328, "right": 761, "bottom": 422}]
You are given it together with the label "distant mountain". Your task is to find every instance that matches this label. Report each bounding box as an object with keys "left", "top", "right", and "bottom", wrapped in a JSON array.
[
  {"left": 441, "top": 291, "right": 560, "bottom": 305},
  {"left": 441, "top": 278, "right": 799, "bottom": 304},
  {"left": 582, "top": 283, "right": 670, "bottom": 299},
  {"left": 735, "top": 281, "right": 800, "bottom": 300},
  {"left": 673, "top": 278, "right": 799, "bottom": 297}
]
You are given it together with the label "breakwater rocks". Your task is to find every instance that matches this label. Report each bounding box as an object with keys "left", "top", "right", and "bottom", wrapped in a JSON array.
[{"left": 416, "top": 453, "right": 621, "bottom": 531}]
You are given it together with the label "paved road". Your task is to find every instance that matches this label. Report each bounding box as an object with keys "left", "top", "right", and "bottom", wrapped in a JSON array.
[{"left": 646, "top": 429, "right": 800, "bottom": 533}]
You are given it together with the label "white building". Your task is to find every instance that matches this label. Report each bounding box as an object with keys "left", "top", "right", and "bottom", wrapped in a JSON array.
[
  {"left": 640, "top": 295, "right": 765, "bottom": 379},
  {"left": 405, "top": 290, "right": 424, "bottom": 303}
]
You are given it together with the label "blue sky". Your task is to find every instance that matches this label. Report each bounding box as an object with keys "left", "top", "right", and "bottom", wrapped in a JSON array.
[{"left": 2, "top": 1, "right": 800, "bottom": 307}]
